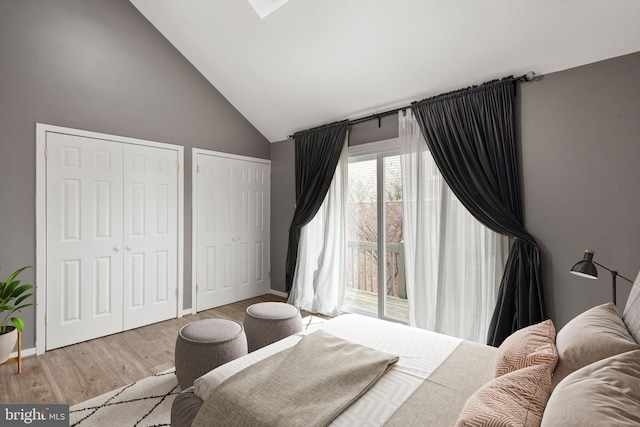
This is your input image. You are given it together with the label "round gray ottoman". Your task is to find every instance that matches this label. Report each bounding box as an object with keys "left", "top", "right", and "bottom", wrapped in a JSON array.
[
  {"left": 175, "top": 318, "right": 247, "bottom": 389},
  {"left": 244, "top": 302, "right": 302, "bottom": 352}
]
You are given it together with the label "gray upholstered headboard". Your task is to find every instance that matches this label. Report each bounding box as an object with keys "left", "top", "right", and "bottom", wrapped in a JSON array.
[{"left": 622, "top": 271, "right": 640, "bottom": 343}]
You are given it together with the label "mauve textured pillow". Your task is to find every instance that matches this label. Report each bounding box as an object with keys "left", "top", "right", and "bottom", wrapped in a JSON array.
[
  {"left": 552, "top": 302, "right": 640, "bottom": 388},
  {"left": 622, "top": 271, "right": 640, "bottom": 344},
  {"left": 495, "top": 319, "right": 558, "bottom": 377},
  {"left": 541, "top": 349, "right": 640, "bottom": 427},
  {"left": 455, "top": 364, "right": 553, "bottom": 427}
]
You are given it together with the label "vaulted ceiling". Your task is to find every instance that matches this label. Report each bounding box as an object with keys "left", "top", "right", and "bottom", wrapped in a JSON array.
[{"left": 130, "top": 0, "right": 640, "bottom": 142}]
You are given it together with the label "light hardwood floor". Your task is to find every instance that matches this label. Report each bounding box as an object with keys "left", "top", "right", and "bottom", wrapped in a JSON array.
[{"left": 0, "top": 294, "right": 310, "bottom": 405}]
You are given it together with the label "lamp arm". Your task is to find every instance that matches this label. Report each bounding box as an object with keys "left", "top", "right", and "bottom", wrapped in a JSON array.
[{"left": 593, "top": 261, "right": 634, "bottom": 283}]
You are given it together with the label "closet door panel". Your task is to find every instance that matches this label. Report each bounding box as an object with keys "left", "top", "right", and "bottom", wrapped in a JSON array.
[
  {"left": 235, "top": 160, "right": 270, "bottom": 301},
  {"left": 46, "top": 133, "right": 124, "bottom": 350},
  {"left": 195, "top": 155, "right": 237, "bottom": 310},
  {"left": 123, "top": 144, "right": 178, "bottom": 330}
]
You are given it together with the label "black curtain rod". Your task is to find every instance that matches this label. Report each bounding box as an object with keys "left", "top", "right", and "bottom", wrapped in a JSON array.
[
  {"left": 290, "top": 119, "right": 349, "bottom": 138},
  {"left": 289, "top": 72, "right": 536, "bottom": 139}
]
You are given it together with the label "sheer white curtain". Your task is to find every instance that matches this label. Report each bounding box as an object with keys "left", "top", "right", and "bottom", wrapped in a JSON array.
[
  {"left": 288, "top": 137, "right": 348, "bottom": 316},
  {"left": 399, "top": 111, "right": 509, "bottom": 343}
]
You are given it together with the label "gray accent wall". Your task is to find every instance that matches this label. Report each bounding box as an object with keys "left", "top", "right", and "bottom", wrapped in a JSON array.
[
  {"left": 0, "top": 0, "right": 269, "bottom": 349},
  {"left": 349, "top": 115, "right": 399, "bottom": 147},
  {"left": 519, "top": 51, "right": 640, "bottom": 328},
  {"left": 270, "top": 51, "right": 640, "bottom": 329},
  {"left": 269, "top": 139, "right": 296, "bottom": 293}
]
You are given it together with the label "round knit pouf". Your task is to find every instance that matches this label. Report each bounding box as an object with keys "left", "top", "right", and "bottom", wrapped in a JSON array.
[
  {"left": 244, "top": 302, "right": 302, "bottom": 352},
  {"left": 175, "top": 318, "right": 247, "bottom": 389}
]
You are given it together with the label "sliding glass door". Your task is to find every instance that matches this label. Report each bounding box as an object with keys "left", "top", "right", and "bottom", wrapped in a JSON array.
[{"left": 344, "top": 140, "right": 408, "bottom": 322}]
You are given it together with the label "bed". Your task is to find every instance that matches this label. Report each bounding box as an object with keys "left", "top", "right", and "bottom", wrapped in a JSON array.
[{"left": 172, "top": 273, "right": 640, "bottom": 427}]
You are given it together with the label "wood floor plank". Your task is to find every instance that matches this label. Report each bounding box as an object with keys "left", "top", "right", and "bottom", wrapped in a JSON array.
[
  {"left": 7, "top": 356, "right": 58, "bottom": 404},
  {"left": 0, "top": 294, "right": 288, "bottom": 405},
  {"left": 62, "top": 342, "right": 126, "bottom": 403},
  {"left": 98, "top": 336, "right": 150, "bottom": 379},
  {"left": 38, "top": 344, "right": 91, "bottom": 404},
  {"left": 92, "top": 338, "right": 149, "bottom": 386}
]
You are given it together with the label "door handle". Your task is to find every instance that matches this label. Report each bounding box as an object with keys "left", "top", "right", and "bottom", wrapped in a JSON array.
[
  {"left": 125, "top": 246, "right": 132, "bottom": 251},
  {"left": 114, "top": 247, "right": 120, "bottom": 252}
]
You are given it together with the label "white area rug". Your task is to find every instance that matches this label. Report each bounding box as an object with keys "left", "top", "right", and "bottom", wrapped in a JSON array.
[
  {"left": 69, "top": 315, "right": 326, "bottom": 426},
  {"left": 69, "top": 369, "right": 180, "bottom": 427},
  {"left": 301, "top": 315, "right": 327, "bottom": 330}
]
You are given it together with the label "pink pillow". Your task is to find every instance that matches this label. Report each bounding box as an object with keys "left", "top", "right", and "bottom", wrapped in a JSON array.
[
  {"left": 495, "top": 319, "right": 558, "bottom": 377},
  {"left": 456, "top": 364, "right": 553, "bottom": 427}
]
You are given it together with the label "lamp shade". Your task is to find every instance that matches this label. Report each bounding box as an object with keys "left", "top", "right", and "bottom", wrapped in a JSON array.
[{"left": 570, "top": 249, "right": 598, "bottom": 279}]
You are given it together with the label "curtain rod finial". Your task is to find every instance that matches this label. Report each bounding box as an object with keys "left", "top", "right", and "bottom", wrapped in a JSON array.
[{"left": 525, "top": 71, "right": 536, "bottom": 81}]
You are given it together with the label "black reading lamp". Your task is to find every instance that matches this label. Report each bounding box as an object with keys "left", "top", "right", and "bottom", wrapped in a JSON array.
[{"left": 570, "top": 249, "right": 633, "bottom": 305}]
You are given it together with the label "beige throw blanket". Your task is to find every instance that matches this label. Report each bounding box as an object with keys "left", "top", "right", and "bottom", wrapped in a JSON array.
[{"left": 192, "top": 330, "right": 399, "bottom": 427}]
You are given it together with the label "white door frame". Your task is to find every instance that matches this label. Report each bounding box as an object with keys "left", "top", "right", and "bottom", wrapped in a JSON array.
[
  {"left": 191, "top": 148, "right": 270, "bottom": 314},
  {"left": 35, "top": 123, "right": 184, "bottom": 355}
]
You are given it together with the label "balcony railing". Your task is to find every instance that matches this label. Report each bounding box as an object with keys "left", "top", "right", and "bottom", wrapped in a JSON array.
[{"left": 347, "top": 241, "right": 406, "bottom": 299}]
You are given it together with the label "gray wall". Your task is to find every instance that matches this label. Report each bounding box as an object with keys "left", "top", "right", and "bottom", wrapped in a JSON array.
[
  {"left": 0, "top": 0, "right": 270, "bottom": 349},
  {"left": 519, "top": 51, "right": 640, "bottom": 328},
  {"left": 349, "top": 114, "right": 399, "bottom": 147},
  {"left": 270, "top": 51, "right": 640, "bottom": 329},
  {"left": 269, "top": 139, "right": 296, "bottom": 292}
]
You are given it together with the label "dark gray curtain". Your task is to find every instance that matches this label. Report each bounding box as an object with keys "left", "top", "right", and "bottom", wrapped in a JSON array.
[
  {"left": 285, "top": 121, "right": 348, "bottom": 292},
  {"left": 410, "top": 77, "right": 546, "bottom": 347}
]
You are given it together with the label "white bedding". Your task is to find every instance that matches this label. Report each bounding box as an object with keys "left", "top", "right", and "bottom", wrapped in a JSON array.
[{"left": 194, "top": 314, "right": 462, "bottom": 426}]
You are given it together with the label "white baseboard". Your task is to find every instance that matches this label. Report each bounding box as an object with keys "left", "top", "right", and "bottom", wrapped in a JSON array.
[
  {"left": 269, "top": 289, "right": 288, "bottom": 298},
  {"left": 7, "top": 346, "right": 36, "bottom": 360},
  {"left": 181, "top": 308, "right": 195, "bottom": 317}
]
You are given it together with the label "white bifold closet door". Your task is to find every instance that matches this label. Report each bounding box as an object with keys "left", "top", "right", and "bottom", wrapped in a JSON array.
[
  {"left": 46, "top": 134, "right": 124, "bottom": 349},
  {"left": 123, "top": 144, "right": 178, "bottom": 330},
  {"left": 194, "top": 151, "right": 270, "bottom": 311},
  {"left": 45, "top": 132, "right": 178, "bottom": 350}
]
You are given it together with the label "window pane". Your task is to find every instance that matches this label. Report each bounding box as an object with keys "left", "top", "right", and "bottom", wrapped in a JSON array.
[
  {"left": 346, "top": 159, "right": 378, "bottom": 315},
  {"left": 344, "top": 155, "right": 409, "bottom": 323},
  {"left": 384, "top": 156, "right": 408, "bottom": 322}
]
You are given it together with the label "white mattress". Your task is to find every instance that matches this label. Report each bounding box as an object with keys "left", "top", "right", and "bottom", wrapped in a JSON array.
[{"left": 194, "top": 314, "right": 462, "bottom": 426}]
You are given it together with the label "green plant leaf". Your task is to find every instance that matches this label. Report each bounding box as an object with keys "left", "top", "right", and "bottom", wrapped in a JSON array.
[
  {"left": 0, "top": 295, "right": 12, "bottom": 307},
  {"left": 1, "top": 281, "right": 20, "bottom": 299},
  {"left": 11, "top": 317, "right": 25, "bottom": 332},
  {"left": 11, "top": 303, "right": 35, "bottom": 312},
  {"left": 10, "top": 284, "right": 34, "bottom": 298},
  {"left": 5, "top": 266, "right": 30, "bottom": 285},
  {"left": 14, "top": 293, "right": 34, "bottom": 306},
  {"left": 0, "top": 266, "right": 34, "bottom": 331}
]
